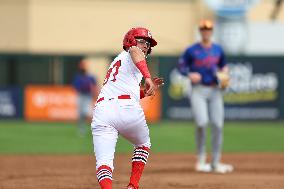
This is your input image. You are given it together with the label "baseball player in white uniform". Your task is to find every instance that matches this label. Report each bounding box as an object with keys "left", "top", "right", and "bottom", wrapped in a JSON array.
[{"left": 91, "top": 27, "right": 163, "bottom": 189}]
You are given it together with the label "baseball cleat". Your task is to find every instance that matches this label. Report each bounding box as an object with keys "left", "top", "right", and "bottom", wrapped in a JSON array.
[
  {"left": 212, "top": 163, "right": 234, "bottom": 174},
  {"left": 195, "top": 162, "right": 212, "bottom": 172}
]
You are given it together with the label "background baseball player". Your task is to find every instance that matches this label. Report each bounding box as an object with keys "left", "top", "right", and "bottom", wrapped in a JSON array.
[
  {"left": 91, "top": 27, "right": 163, "bottom": 189},
  {"left": 178, "top": 19, "right": 233, "bottom": 173},
  {"left": 72, "top": 60, "right": 98, "bottom": 136}
]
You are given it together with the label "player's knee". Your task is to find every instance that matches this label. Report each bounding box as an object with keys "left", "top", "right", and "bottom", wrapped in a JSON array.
[
  {"left": 195, "top": 117, "right": 209, "bottom": 127},
  {"left": 212, "top": 121, "right": 223, "bottom": 129},
  {"left": 196, "top": 121, "right": 208, "bottom": 128}
]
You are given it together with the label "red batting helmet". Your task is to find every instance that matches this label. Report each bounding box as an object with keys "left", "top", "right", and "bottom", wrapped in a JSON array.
[{"left": 123, "top": 27, "right": 157, "bottom": 54}]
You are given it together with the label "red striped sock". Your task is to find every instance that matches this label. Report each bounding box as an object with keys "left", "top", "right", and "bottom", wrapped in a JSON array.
[
  {"left": 97, "top": 165, "right": 112, "bottom": 189},
  {"left": 128, "top": 146, "right": 150, "bottom": 189}
]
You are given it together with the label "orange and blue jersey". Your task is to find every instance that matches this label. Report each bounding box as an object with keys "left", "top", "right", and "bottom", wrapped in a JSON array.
[{"left": 178, "top": 43, "right": 226, "bottom": 86}]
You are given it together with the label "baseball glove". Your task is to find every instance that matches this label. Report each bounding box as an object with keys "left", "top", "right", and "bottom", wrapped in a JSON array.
[{"left": 216, "top": 72, "right": 230, "bottom": 89}]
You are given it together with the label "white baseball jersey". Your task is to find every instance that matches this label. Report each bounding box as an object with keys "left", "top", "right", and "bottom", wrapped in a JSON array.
[
  {"left": 98, "top": 50, "right": 143, "bottom": 102},
  {"left": 91, "top": 50, "right": 151, "bottom": 170}
]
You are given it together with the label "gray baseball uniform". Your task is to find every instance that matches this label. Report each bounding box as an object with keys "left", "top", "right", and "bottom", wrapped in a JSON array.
[{"left": 178, "top": 42, "right": 227, "bottom": 169}]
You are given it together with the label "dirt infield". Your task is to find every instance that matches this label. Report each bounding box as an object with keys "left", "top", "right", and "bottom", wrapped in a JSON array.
[{"left": 0, "top": 153, "right": 284, "bottom": 189}]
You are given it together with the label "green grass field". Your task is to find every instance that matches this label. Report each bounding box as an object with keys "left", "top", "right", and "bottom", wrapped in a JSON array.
[{"left": 0, "top": 120, "right": 283, "bottom": 154}]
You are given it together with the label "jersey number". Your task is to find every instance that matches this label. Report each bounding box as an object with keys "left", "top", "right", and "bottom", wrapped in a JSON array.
[{"left": 103, "top": 60, "right": 121, "bottom": 85}]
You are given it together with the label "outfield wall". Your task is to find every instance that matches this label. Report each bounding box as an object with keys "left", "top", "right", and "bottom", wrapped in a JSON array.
[{"left": 1, "top": 55, "right": 283, "bottom": 121}]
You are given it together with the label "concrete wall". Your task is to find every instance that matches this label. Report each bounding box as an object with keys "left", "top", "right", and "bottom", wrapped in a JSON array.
[
  {"left": 29, "top": 0, "right": 197, "bottom": 55},
  {"left": 0, "top": 0, "right": 29, "bottom": 52},
  {"left": 0, "top": 0, "right": 212, "bottom": 55},
  {"left": 0, "top": 0, "right": 283, "bottom": 55}
]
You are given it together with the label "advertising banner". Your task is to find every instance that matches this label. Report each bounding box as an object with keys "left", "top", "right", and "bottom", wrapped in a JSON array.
[
  {"left": 24, "top": 85, "right": 161, "bottom": 122},
  {"left": 159, "top": 56, "right": 283, "bottom": 120},
  {"left": 224, "top": 56, "right": 282, "bottom": 120},
  {"left": 24, "top": 85, "right": 78, "bottom": 121},
  {"left": 0, "top": 87, "right": 21, "bottom": 118}
]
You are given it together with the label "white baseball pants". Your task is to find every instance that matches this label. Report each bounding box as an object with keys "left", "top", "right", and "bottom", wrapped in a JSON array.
[{"left": 91, "top": 97, "right": 151, "bottom": 170}]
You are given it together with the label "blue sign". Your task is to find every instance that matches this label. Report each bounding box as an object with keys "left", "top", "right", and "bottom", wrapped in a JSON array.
[{"left": 0, "top": 87, "right": 21, "bottom": 118}]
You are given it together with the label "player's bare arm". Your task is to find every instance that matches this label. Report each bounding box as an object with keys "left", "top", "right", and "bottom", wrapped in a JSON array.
[
  {"left": 129, "top": 46, "right": 145, "bottom": 61},
  {"left": 129, "top": 46, "right": 155, "bottom": 96}
]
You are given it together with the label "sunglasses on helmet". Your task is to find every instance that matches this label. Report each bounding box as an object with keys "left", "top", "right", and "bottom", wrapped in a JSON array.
[{"left": 136, "top": 38, "right": 151, "bottom": 48}]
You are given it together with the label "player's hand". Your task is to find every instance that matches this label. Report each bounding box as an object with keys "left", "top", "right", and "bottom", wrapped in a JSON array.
[
  {"left": 188, "top": 72, "right": 201, "bottom": 84},
  {"left": 144, "top": 78, "right": 155, "bottom": 96},
  {"left": 153, "top": 77, "right": 165, "bottom": 89},
  {"left": 141, "top": 77, "right": 164, "bottom": 99}
]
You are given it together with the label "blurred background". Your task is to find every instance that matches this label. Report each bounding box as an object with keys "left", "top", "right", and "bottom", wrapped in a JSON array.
[{"left": 0, "top": 0, "right": 284, "bottom": 154}]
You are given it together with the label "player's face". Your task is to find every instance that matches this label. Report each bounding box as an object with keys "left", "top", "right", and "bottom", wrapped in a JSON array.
[
  {"left": 200, "top": 28, "right": 213, "bottom": 41},
  {"left": 136, "top": 38, "right": 151, "bottom": 55}
]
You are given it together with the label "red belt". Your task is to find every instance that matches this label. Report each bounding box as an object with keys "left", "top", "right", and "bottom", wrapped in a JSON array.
[{"left": 96, "top": 95, "right": 131, "bottom": 103}]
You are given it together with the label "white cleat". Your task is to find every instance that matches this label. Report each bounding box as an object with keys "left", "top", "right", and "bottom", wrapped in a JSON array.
[
  {"left": 195, "top": 162, "right": 212, "bottom": 173},
  {"left": 212, "top": 163, "right": 234, "bottom": 174}
]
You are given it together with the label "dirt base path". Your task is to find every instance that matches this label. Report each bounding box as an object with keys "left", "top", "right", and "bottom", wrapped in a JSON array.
[{"left": 1, "top": 153, "right": 284, "bottom": 189}]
